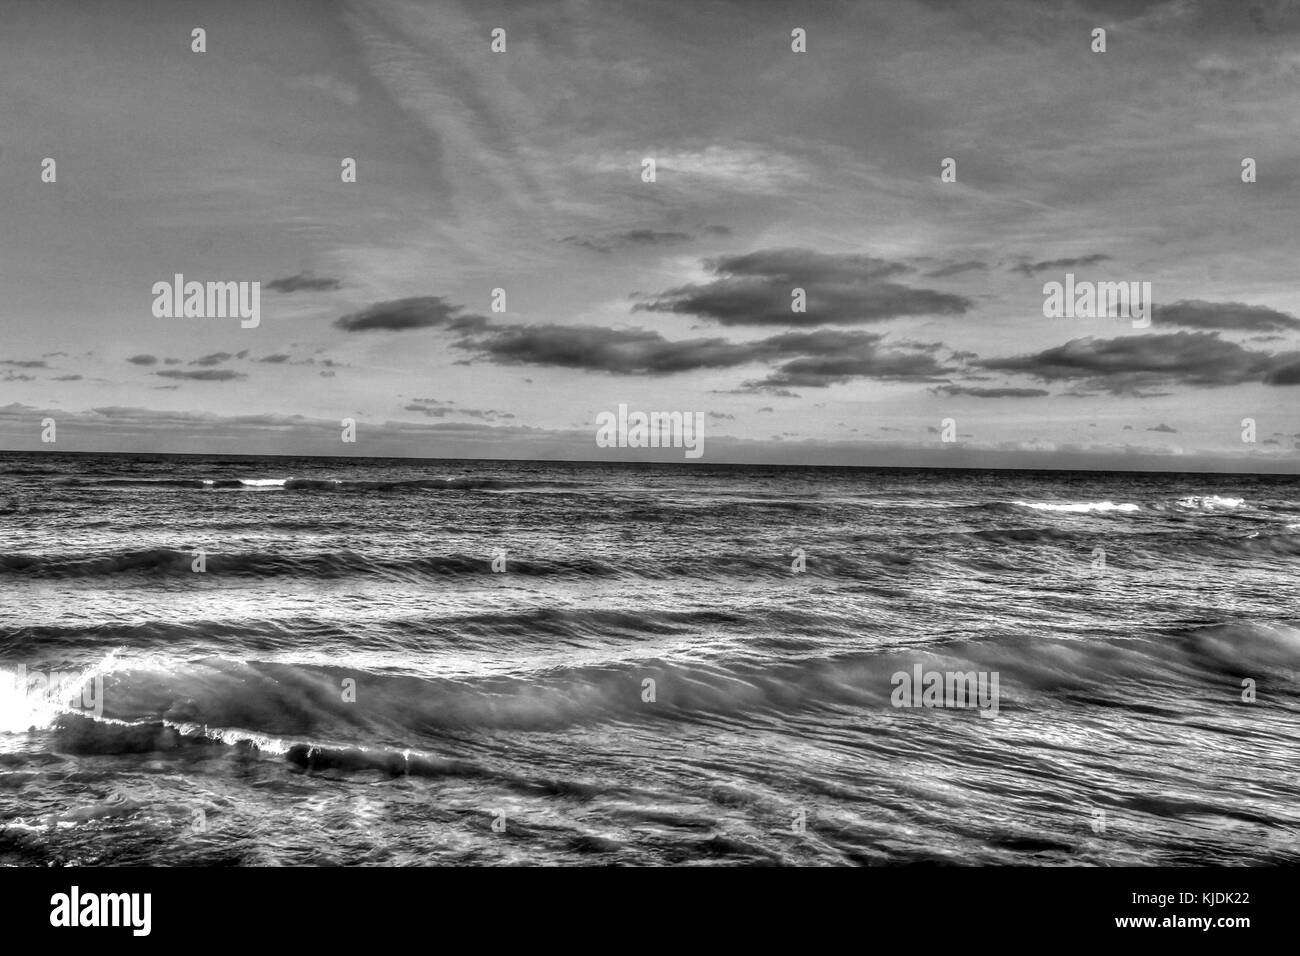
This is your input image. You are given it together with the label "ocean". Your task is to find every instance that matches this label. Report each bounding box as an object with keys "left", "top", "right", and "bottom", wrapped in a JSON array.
[{"left": 1, "top": 450, "right": 1297, "bottom": 866}]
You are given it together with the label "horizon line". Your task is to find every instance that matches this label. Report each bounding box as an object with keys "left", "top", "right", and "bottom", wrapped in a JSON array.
[{"left": 3, "top": 446, "right": 1299, "bottom": 479}]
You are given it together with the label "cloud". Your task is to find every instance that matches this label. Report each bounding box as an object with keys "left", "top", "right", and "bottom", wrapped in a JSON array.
[
  {"left": 457, "top": 324, "right": 758, "bottom": 374},
  {"left": 749, "top": 349, "right": 952, "bottom": 389},
  {"left": 1, "top": 359, "right": 47, "bottom": 368},
  {"left": 155, "top": 369, "right": 247, "bottom": 382},
  {"left": 1156, "top": 299, "right": 1300, "bottom": 332},
  {"left": 257, "top": 354, "right": 292, "bottom": 364},
  {"left": 334, "top": 296, "right": 489, "bottom": 333},
  {"left": 266, "top": 273, "right": 343, "bottom": 293},
  {"left": 288, "top": 73, "right": 361, "bottom": 107},
  {"left": 977, "top": 332, "right": 1300, "bottom": 394},
  {"left": 925, "top": 260, "right": 988, "bottom": 278},
  {"left": 590, "top": 146, "right": 806, "bottom": 192},
  {"left": 1264, "top": 360, "right": 1300, "bottom": 385},
  {"left": 191, "top": 352, "right": 233, "bottom": 367},
  {"left": 634, "top": 248, "right": 971, "bottom": 326},
  {"left": 51, "top": 374, "right": 83, "bottom": 381},
  {"left": 1012, "top": 254, "right": 1110, "bottom": 276},
  {"left": 930, "top": 385, "right": 1051, "bottom": 398},
  {"left": 127, "top": 354, "right": 158, "bottom": 366},
  {"left": 562, "top": 229, "right": 695, "bottom": 253},
  {"left": 455, "top": 322, "right": 953, "bottom": 389},
  {"left": 402, "top": 397, "right": 515, "bottom": 421}
]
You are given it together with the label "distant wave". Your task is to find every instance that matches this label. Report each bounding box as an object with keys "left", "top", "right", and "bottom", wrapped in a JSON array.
[
  {"left": 1014, "top": 500, "right": 1141, "bottom": 513},
  {"left": 1175, "top": 495, "right": 1246, "bottom": 510},
  {"left": 1006, "top": 496, "right": 1253, "bottom": 515},
  {"left": 46, "top": 475, "right": 580, "bottom": 493},
  {"left": 0, "top": 546, "right": 880, "bottom": 581}
]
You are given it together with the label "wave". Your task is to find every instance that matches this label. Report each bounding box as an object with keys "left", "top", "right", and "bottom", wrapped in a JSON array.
[
  {"left": 1013, "top": 500, "right": 1141, "bottom": 513},
  {"left": 7, "top": 621, "right": 1294, "bottom": 758},
  {"left": 46, "top": 475, "right": 580, "bottom": 493},
  {"left": 0, "top": 545, "right": 885, "bottom": 581},
  {"left": 1175, "top": 495, "right": 1246, "bottom": 511},
  {"left": 1002, "top": 496, "right": 1257, "bottom": 516}
]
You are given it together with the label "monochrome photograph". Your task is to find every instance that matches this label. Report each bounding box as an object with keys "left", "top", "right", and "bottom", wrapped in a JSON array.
[{"left": 0, "top": 0, "right": 1294, "bottom": 906}]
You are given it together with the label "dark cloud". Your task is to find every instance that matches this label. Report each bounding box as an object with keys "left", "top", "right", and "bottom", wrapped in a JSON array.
[
  {"left": 930, "top": 385, "right": 1051, "bottom": 398},
  {"left": 925, "top": 260, "right": 988, "bottom": 278},
  {"left": 334, "top": 296, "right": 489, "bottom": 333},
  {"left": 562, "top": 229, "right": 695, "bottom": 253},
  {"left": 403, "top": 397, "right": 514, "bottom": 421},
  {"left": 1264, "top": 360, "right": 1300, "bottom": 385},
  {"left": 1156, "top": 300, "right": 1300, "bottom": 332},
  {"left": 634, "top": 248, "right": 970, "bottom": 326},
  {"left": 457, "top": 324, "right": 758, "bottom": 374},
  {"left": 745, "top": 330, "right": 955, "bottom": 388},
  {"left": 155, "top": 369, "right": 247, "bottom": 382},
  {"left": 1012, "top": 254, "right": 1110, "bottom": 276},
  {"left": 1066, "top": 0, "right": 1300, "bottom": 34},
  {"left": 456, "top": 322, "right": 954, "bottom": 389},
  {"left": 191, "top": 352, "right": 233, "bottom": 367},
  {"left": 127, "top": 354, "right": 158, "bottom": 366},
  {"left": 977, "top": 331, "right": 1300, "bottom": 394},
  {"left": 266, "top": 273, "right": 342, "bottom": 293},
  {"left": 750, "top": 350, "right": 952, "bottom": 389},
  {"left": 258, "top": 354, "right": 292, "bottom": 364}
]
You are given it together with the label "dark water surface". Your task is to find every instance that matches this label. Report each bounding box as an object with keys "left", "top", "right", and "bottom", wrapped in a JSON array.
[{"left": 1, "top": 452, "right": 1297, "bottom": 865}]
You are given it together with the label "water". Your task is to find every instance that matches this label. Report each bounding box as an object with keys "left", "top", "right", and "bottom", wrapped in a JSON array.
[{"left": 1, "top": 451, "right": 1297, "bottom": 865}]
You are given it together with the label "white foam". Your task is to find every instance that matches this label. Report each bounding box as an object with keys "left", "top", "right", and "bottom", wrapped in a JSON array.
[
  {"left": 0, "top": 652, "right": 122, "bottom": 734},
  {"left": 1176, "top": 495, "right": 1245, "bottom": 510},
  {"left": 163, "top": 720, "right": 294, "bottom": 755},
  {"left": 1014, "top": 500, "right": 1140, "bottom": 513}
]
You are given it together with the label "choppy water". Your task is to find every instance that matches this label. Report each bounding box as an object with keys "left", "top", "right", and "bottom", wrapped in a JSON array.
[{"left": 1, "top": 451, "right": 1297, "bottom": 865}]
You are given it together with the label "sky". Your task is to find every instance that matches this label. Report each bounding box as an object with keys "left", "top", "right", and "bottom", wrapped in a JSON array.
[{"left": 2, "top": 0, "right": 1299, "bottom": 470}]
